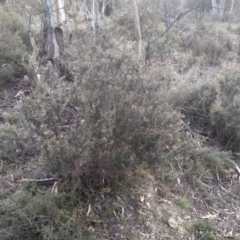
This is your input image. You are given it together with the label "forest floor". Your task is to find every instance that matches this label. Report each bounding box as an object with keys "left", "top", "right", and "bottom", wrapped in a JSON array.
[
  {"left": 1, "top": 19, "right": 240, "bottom": 238},
  {"left": 1, "top": 78, "right": 240, "bottom": 240}
]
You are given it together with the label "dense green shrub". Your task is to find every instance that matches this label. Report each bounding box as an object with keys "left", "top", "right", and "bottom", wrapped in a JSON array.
[
  {"left": 193, "top": 38, "right": 222, "bottom": 65},
  {"left": 18, "top": 47, "right": 187, "bottom": 180},
  {"left": 179, "top": 22, "right": 232, "bottom": 66},
  {"left": 0, "top": 189, "right": 83, "bottom": 239},
  {"left": 210, "top": 69, "right": 240, "bottom": 151},
  {"left": 167, "top": 72, "right": 218, "bottom": 135},
  {"left": 167, "top": 63, "right": 240, "bottom": 153},
  {"left": 0, "top": 30, "right": 194, "bottom": 239},
  {"left": 0, "top": 5, "right": 28, "bottom": 85}
]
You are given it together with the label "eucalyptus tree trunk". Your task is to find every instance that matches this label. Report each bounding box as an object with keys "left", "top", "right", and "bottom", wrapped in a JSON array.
[
  {"left": 91, "top": 0, "right": 96, "bottom": 37},
  {"left": 131, "top": 0, "right": 141, "bottom": 59},
  {"left": 211, "top": 0, "right": 218, "bottom": 15},
  {"left": 211, "top": 0, "right": 225, "bottom": 18},
  {"left": 230, "top": 0, "right": 234, "bottom": 12},
  {"left": 38, "top": 0, "right": 73, "bottom": 79},
  {"left": 40, "top": 0, "right": 66, "bottom": 63},
  {"left": 101, "top": 0, "right": 105, "bottom": 15}
]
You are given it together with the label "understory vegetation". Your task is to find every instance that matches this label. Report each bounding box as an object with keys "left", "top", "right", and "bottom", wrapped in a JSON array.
[{"left": 1, "top": 1, "right": 240, "bottom": 239}]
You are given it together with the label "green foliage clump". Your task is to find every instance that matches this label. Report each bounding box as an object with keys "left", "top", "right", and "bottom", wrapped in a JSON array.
[
  {"left": 210, "top": 69, "right": 240, "bottom": 151},
  {"left": 0, "top": 112, "right": 40, "bottom": 163},
  {"left": 179, "top": 23, "right": 232, "bottom": 66},
  {"left": 18, "top": 46, "right": 186, "bottom": 180},
  {"left": 0, "top": 122, "right": 19, "bottom": 161},
  {"left": 0, "top": 6, "right": 28, "bottom": 85},
  {"left": 0, "top": 35, "right": 194, "bottom": 239},
  {"left": 201, "top": 232, "right": 219, "bottom": 240},
  {"left": 192, "top": 220, "right": 219, "bottom": 240},
  {"left": 191, "top": 25, "right": 224, "bottom": 65},
  {"left": 174, "top": 197, "right": 189, "bottom": 209},
  {"left": 167, "top": 74, "right": 218, "bottom": 137},
  {"left": 0, "top": 189, "right": 83, "bottom": 240},
  {"left": 168, "top": 65, "right": 240, "bottom": 153},
  {"left": 193, "top": 219, "right": 212, "bottom": 232}
]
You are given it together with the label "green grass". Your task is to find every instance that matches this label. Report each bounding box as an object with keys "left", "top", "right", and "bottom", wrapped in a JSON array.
[
  {"left": 201, "top": 231, "right": 219, "bottom": 240},
  {"left": 193, "top": 219, "right": 214, "bottom": 232},
  {"left": 190, "top": 220, "right": 219, "bottom": 240},
  {"left": 174, "top": 197, "right": 189, "bottom": 209}
]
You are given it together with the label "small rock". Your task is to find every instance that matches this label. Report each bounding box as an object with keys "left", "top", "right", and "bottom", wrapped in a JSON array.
[
  {"left": 140, "top": 195, "right": 145, "bottom": 202},
  {"left": 146, "top": 201, "right": 151, "bottom": 209},
  {"left": 168, "top": 217, "right": 178, "bottom": 229}
]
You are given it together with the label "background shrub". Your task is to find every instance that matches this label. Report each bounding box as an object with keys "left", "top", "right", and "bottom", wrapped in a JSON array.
[{"left": 0, "top": 5, "right": 29, "bottom": 86}]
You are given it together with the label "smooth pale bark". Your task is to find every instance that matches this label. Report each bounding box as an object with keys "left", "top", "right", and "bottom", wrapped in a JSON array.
[
  {"left": 211, "top": 0, "right": 218, "bottom": 15},
  {"left": 131, "top": 0, "right": 141, "bottom": 59},
  {"left": 41, "top": 0, "right": 71, "bottom": 62},
  {"left": 39, "top": 0, "right": 73, "bottom": 79},
  {"left": 211, "top": 0, "right": 225, "bottom": 18},
  {"left": 101, "top": 0, "right": 105, "bottom": 15},
  {"left": 80, "top": 0, "right": 87, "bottom": 12},
  {"left": 91, "top": 0, "right": 96, "bottom": 36},
  {"left": 230, "top": 0, "right": 234, "bottom": 12}
]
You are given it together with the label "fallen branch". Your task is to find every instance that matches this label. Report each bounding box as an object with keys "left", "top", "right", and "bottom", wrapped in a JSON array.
[{"left": 17, "top": 177, "right": 56, "bottom": 184}]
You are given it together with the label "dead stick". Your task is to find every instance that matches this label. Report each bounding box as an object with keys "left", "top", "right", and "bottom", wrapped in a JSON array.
[{"left": 17, "top": 178, "right": 56, "bottom": 183}]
